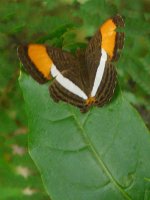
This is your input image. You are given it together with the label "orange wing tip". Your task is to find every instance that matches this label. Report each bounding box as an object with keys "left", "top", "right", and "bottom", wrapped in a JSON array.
[
  {"left": 100, "top": 19, "right": 116, "bottom": 59},
  {"left": 28, "top": 44, "right": 53, "bottom": 79},
  {"left": 100, "top": 15, "right": 125, "bottom": 59}
]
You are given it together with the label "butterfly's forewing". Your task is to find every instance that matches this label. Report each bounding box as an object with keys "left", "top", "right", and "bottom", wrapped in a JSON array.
[
  {"left": 17, "top": 44, "right": 78, "bottom": 83},
  {"left": 18, "top": 44, "right": 88, "bottom": 111},
  {"left": 85, "top": 31, "right": 102, "bottom": 93},
  {"left": 18, "top": 44, "right": 52, "bottom": 83}
]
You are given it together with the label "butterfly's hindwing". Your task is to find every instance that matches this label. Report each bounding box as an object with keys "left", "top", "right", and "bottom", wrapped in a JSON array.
[
  {"left": 95, "top": 62, "right": 117, "bottom": 106},
  {"left": 49, "top": 63, "right": 89, "bottom": 111},
  {"left": 49, "top": 79, "right": 88, "bottom": 112}
]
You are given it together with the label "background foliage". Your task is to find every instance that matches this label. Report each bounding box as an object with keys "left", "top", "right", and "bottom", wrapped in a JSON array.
[{"left": 0, "top": 0, "right": 149, "bottom": 199}]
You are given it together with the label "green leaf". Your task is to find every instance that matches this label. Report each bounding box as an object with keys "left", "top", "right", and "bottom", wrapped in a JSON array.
[{"left": 19, "top": 72, "right": 150, "bottom": 200}]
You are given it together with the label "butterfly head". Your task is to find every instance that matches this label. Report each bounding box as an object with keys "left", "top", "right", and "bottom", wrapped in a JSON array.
[{"left": 86, "top": 96, "right": 96, "bottom": 105}]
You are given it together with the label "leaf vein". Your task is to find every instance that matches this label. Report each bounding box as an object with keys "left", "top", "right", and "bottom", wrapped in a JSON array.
[{"left": 71, "top": 111, "right": 132, "bottom": 200}]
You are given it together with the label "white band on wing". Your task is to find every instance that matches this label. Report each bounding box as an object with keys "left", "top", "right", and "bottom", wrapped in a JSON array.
[
  {"left": 51, "top": 65, "right": 88, "bottom": 100},
  {"left": 91, "top": 48, "right": 107, "bottom": 97}
]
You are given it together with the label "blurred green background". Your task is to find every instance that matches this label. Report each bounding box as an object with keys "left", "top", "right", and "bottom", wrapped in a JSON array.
[{"left": 0, "top": 0, "right": 149, "bottom": 199}]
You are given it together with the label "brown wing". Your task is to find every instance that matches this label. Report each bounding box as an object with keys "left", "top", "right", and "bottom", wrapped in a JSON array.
[
  {"left": 85, "top": 31, "right": 102, "bottom": 92},
  {"left": 18, "top": 43, "right": 88, "bottom": 111},
  {"left": 49, "top": 66, "right": 90, "bottom": 112},
  {"left": 84, "top": 15, "right": 124, "bottom": 106},
  {"left": 17, "top": 44, "right": 77, "bottom": 83},
  {"left": 49, "top": 79, "right": 89, "bottom": 113},
  {"left": 94, "top": 61, "right": 117, "bottom": 107},
  {"left": 47, "top": 49, "right": 89, "bottom": 111},
  {"left": 85, "top": 14, "right": 125, "bottom": 63}
]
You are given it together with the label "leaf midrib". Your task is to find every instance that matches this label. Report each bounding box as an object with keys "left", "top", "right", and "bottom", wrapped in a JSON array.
[{"left": 71, "top": 111, "right": 132, "bottom": 200}]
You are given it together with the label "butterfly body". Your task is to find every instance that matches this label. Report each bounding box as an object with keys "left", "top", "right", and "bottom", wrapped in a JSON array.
[{"left": 18, "top": 15, "right": 125, "bottom": 113}]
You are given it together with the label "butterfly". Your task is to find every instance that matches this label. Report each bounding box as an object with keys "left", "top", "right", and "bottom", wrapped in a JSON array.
[{"left": 18, "top": 15, "right": 125, "bottom": 113}]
